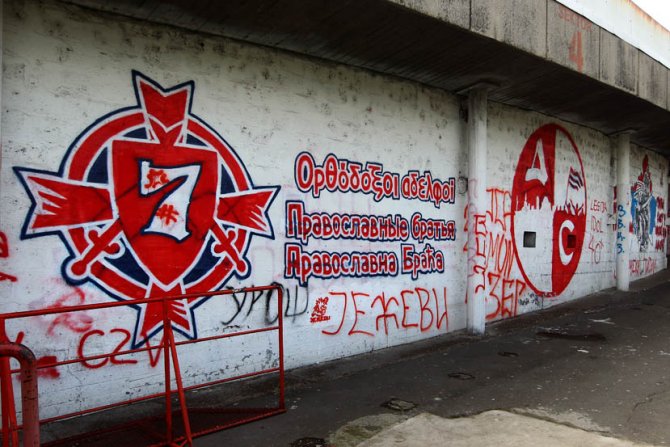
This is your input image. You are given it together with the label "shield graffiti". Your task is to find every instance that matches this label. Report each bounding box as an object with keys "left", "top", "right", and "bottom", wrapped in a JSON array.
[{"left": 112, "top": 139, "right": 219, "bottom": 289}]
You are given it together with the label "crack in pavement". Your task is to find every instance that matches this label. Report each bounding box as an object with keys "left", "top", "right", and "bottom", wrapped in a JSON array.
[{"left": 627, "top": 389, "right": 670, "bottom": 423}]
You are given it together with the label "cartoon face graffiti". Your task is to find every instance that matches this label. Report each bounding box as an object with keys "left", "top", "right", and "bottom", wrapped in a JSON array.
[
  {"left": 511, "top": 124, "right": 586, "bottom": 298},
  {"left": 15, "top": 72, "right": 279, "bottom": 346}
]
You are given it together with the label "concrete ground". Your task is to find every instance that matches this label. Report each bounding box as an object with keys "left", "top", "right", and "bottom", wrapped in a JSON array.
[
  {"left": 194, "top": 269, "right": 670, "bottom": 447},
  {"left": 357, "top": 411, "right": 656, "bottom": 447}
]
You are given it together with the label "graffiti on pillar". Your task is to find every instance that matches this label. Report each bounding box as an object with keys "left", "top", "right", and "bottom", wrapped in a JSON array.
[
  {"left": 463, "top": 188, "right": 528, "bottom": 320},
  {"left": 631, "top": 155, "right": 655, "bottom": 252},
  {"left": 14, "top": 71, "right": 279, "bottom": 347},
  {"left": 655, "top": 197, "right": 666, "bottom": 251},
  {"left": 588, "top": 200, "right": 606, "bottom": 264},
  {"left": 617, "top": 205, "right": 626, "bottom": 254},
  {"left": 511, "top": 124, "right": 586, "bottom": 298}
]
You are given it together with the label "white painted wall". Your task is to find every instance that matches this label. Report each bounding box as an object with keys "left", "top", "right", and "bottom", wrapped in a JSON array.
[{"left": 0, "top": 0, "right": 666, "bottom": 420}]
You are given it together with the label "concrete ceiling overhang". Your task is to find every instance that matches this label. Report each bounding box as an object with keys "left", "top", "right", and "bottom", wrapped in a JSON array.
[{"left": 63, "top": 0, "right": 670, "bottom": 155}]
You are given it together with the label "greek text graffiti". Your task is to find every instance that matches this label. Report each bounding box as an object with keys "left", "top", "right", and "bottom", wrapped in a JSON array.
[
  {"left": 287, "top": 155, "right": 456, "bottom": 285},
  {"left": 294, "top": 152, "right": 456, "bottom": 207}
]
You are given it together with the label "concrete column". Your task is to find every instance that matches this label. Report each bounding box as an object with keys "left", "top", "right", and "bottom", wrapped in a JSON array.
[
  {"left": 615, "top": 132, "right": 631, "bottom": 291},
  {"left": 466, "top": 86, "right": 488, "bottom": 335}
]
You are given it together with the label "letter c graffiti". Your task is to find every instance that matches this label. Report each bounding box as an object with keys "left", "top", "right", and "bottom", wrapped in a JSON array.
[{"left": 559, "top": 220, "right": 575, "bottom": 265}]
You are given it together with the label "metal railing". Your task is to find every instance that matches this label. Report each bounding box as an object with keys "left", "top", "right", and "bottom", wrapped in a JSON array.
[{"left": 0, "top": 284, "right": 285, "bottom": 446}]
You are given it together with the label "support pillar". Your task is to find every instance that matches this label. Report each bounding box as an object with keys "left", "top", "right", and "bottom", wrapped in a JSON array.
[
  {"left": 615, "top": 132, "right": 631, "bottom": 291},
  {"left": 466, "top": 86, "right": 488, "bottom": 335}
]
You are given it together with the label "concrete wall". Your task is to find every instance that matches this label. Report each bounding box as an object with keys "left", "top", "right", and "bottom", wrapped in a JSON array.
[
  {"left": 556, "top": 0, "right": 670, "bottom": 69},
  {"left": 0, "top": 0, "right": 666, "bottom": 418}
]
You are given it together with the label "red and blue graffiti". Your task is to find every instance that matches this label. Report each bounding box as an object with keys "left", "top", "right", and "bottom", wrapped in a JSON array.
[{"left": 14, "top": 71, "right": 279, "bottom": 347}]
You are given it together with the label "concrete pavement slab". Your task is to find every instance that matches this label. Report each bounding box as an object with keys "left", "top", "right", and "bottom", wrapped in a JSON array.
[{"left": 357, "top": 411, "right": 657, "bottom": 447}]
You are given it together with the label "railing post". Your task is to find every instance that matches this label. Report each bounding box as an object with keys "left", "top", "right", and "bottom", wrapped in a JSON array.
[
  {"left": 0, "top": 343, "right": 39, "bottom": 447},
  {"left": 0, "top": 319, "right": 18, "bottom": 447}
]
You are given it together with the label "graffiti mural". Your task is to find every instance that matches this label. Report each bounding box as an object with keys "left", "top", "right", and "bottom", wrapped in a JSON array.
[
  {"left": 463, "top": 187, "right": 528, "bottom": 320},
  {"left": 512, "top": 124, "right": 587, "bottom": 297},
  {"left": 14, "top": 71, "right": 279, "bottom": 347},
  {"left": 286, "top": 155, "right": 456, "bottom": 286},
  {"left": 631, "top": 155, "right": 655, "bottom": 252}
]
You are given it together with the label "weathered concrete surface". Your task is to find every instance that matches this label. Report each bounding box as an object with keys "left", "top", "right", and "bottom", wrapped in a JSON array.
[
  {"left": 547, "top": 2, "right": 600, "bottom": 77},
  {"left": 638, "top": 53, "right": 668, "bottom": 109},
  {"left": 470, "top": 0, "right": 547, "bottom": 57},
  {"left": 599, "top": 29, "right": 639, "bottom": 94},
  {"left": 357, "top": 411, "right": 657, "bottom": 447},
  {"left": 61, "top": 0, "right": 670, "bottom": 152},
  {"left": 391, "top": 0, "right": 470, "bottom": 29}
]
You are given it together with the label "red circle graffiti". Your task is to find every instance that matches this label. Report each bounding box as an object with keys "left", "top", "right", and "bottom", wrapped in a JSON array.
[
  {"left": 63, "top": 111, "right": 252, "bottom": 301},
  {"left": 511, "top": 124, "right": 587, "bottom": 298}
]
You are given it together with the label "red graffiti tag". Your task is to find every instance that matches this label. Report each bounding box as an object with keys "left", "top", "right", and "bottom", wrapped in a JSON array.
[
  {"left": 464, "top": 188, "right": 528, "bottom": 320},
  {"left": 77, "top": 329, "right": 139, "bottom": 369},
  {"left": 321, "top": 287, "right": 448, "bottom": 336},
  {"left": 156, "top": 203, "right": 180, "bottom": 225},
  {"left": 76, "top": 328, "right": 164, "bottom": 370},
  {"left": 46, "top": 287, "right": 93, "bottom": 335},
  {"left": 35, "top": 356, "right": 60, "bottom": 379},
  {"left": 5, "top": 332, "right": 60, "bottom": 379},
  {"left": 144, "top": 168, "right": 169, "bottom": 189},
  {"left": 0, "top": 232, "right": 8, "bottom": 258},
  {"left": 0, "top": 271, "right": 17, "bottom": 282},
  {"left": 310, "top": 297, "right": 331, "bottom": 323},
  {"left": 0, "top": 231, "right": 17, "bottom": 282}
]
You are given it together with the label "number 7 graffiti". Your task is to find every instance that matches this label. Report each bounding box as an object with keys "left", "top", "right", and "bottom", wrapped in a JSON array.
[{"left": 14, "top": 71, "right": 280, "bottom": 348}]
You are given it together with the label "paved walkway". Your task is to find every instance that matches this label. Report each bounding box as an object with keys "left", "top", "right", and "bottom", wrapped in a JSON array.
[
  {"left": 358, "top": 411, "right": 657, "bottom": 447},
  {"left": 200, "top": 269, "right": 670, "bottom": 446}
]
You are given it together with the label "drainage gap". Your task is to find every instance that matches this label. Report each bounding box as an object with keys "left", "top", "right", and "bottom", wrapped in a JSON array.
[
  {"left": 536, "top": 330, "right": 606, "bottom": 342},
  {"left": 290, "top": 437, "right": 327, "bottom": 447},
  {"left": 448, "top": 372, "right": 475, "bottom": 380}
]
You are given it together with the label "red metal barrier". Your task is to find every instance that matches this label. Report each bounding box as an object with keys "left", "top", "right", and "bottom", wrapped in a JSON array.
[
  {"left": 0, "top": 342, "right": 39, "bottom": 447},
  {"left": 0, "top": 284, "right": 285, "bottom": 446}
]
